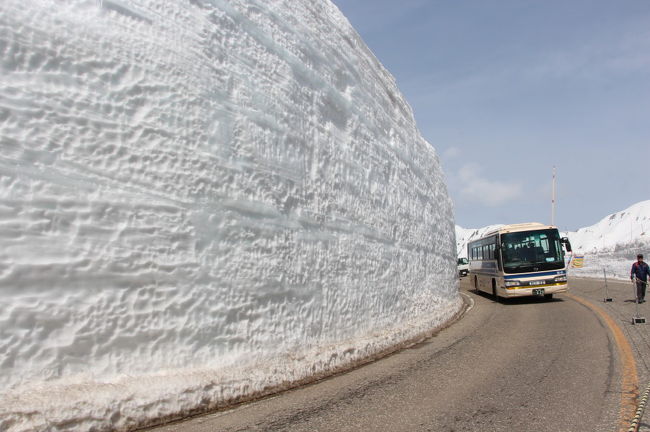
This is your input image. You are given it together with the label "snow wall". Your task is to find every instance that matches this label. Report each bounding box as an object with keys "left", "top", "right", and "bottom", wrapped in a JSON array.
[{"left": 0, "top": 1, "right": 460, "bottom": 430}]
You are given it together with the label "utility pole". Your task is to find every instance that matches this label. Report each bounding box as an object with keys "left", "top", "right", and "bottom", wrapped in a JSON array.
[{"left": 551, "top": 166, "right": 556, "bottom": 226}]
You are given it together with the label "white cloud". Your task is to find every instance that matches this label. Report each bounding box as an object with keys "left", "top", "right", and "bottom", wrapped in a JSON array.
[
  {"left": 458, "top": 163, "right": 523, "bottom": 207},
  {"left": 443, "top": 146, "right": 461, "bottom": 159}
]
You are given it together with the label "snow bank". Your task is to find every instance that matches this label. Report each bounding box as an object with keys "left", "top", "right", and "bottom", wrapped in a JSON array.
[{"left": 0, "top": 0, "right": 459, "bottom": 430}]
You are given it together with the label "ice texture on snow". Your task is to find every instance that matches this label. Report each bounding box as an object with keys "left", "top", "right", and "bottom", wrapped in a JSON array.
[{"left": 0, "top": 0, "right": 459, "bottom": 430}]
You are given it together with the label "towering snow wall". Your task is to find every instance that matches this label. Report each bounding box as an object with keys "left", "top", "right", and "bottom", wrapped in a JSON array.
[{"left": 0, "top": 0, "right": 459, "bottom": 430}]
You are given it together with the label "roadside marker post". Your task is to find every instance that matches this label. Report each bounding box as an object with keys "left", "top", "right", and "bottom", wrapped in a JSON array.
[
  {"left": 603, "top": 269, "right": 612, "bottom": 302},
  {"left": 632, "top": 279, "right": 646, "bottom": 325}
]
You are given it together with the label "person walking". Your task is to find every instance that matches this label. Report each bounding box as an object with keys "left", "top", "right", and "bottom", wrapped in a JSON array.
[{"left": 631, "top": 254, "right": 650, "bottom": 303}]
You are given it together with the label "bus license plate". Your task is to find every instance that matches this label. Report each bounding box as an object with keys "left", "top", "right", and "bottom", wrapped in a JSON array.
[{"left": 532, "top": 288, "right": 545, "bottom": 296}]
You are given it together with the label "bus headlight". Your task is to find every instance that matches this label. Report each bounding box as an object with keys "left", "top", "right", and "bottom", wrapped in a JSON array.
[
  {"left": 505, "top": 281, "right": 520, "bottom": 287},
  {"left": 554, "top": 275, "right": 567, "bottom": 283}
]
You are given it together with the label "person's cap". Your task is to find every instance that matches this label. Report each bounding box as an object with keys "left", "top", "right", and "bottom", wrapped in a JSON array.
[{"left": 638, "top": 254, "right": 644, "bottom": 259}]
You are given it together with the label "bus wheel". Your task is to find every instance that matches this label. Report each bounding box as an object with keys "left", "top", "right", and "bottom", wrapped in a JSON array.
[
  {"left": 544, "top": 293, "right": 553, "bottom": 300},
  {"left": 492, "top": 280, "right": 498, "bottom": 301}
]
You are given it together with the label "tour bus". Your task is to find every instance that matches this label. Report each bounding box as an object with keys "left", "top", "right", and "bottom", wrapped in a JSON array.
[{"left": 468, "top": 223, "right": 572, "bottom": 299}]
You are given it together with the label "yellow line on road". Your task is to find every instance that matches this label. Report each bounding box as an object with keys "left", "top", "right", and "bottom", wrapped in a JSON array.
[{"left": 566, "top": 293, "right": 638, "bottom": 432}]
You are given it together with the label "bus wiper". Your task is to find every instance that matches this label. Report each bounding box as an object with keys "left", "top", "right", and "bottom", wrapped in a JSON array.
[{"left": 506, "top": 263, "right": 529, "bottom": 269}]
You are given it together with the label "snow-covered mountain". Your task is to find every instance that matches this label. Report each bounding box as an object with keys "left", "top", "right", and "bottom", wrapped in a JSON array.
[
  {"left": 456, "top": 200, "right": 650, "bottom": 279},
  {"left": 455, "top": 224, "right": 503, "bottom": 259},
  {"left": 0, "top": 1, "right": 458, "bottom": 431},
  {"left": 566, "top": 200, "right": 650, "bottom": 252},
  {"left": 564, "top": 200, "right": 650, "bottom": 279}
]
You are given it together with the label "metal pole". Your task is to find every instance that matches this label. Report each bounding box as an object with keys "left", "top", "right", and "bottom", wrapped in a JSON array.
[
  {"left": 603, "top": 268, "right": 612, "bottom": 302},
  {"left": 551, "top": 166, "right": 556, "bottom": 226},
  {"left": 633, "top": 278, "right": 646, "bottom": 324}
]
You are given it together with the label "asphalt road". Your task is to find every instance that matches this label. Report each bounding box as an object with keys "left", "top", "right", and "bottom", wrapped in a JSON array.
[
  {"left": 567, "top": 276, "right": 650, "bottom": 432},
  {"left": 146, "top": 277, "right": 622, "bottom": 432}
]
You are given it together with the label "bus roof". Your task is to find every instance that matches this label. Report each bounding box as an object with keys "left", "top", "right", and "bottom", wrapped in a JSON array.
[{"left": 483, "top": 222, "right": 557, "bottom": 237}]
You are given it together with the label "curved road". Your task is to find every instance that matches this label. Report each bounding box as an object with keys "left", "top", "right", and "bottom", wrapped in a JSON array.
[{"left": 148, "top": 278, "right": 621, "bottom": 432}]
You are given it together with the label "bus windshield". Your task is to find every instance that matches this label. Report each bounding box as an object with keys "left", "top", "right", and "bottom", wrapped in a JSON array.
[{"left": 501, "top": 229, "right": 564, "bottom": 274}]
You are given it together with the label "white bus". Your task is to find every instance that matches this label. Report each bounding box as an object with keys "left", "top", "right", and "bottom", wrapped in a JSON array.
[{"left": 468, "top": 223, "right": 572, "bottom": 300}]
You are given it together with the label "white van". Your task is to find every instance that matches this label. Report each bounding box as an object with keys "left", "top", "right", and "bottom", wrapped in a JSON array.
[{"left": 457, "top": 257, "right": 469, "bottom": 277}]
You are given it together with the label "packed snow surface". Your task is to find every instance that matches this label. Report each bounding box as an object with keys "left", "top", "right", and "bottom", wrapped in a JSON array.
[{"left": 0, "top": 0, "right": 459, "bottom": 430}]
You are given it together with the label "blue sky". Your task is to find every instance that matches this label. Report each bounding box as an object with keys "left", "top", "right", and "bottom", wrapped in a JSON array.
[{"left": 331, "top": 0, "right": 650, "bottom": 231}]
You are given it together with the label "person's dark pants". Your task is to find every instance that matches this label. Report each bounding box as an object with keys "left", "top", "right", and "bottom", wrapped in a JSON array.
[{"left": 636, "top": 280, "right": 647, "bottom": 301}]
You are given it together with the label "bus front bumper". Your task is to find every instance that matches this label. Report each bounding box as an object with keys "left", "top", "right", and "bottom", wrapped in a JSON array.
[{"left": 500, "top": 283, "right": 568, "bottom": 298}]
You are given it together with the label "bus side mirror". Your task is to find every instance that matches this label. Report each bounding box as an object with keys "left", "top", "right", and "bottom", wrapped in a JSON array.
[{"left": 561, "top": 237, "right": 572, "bottom": 252}]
